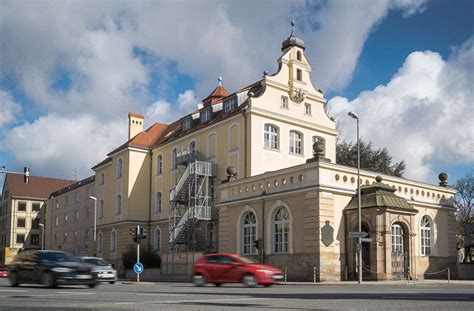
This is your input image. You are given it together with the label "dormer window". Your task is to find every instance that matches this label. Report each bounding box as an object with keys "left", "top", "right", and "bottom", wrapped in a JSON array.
[
  {"left": 201, "top": 107, "right": 212, "bottom": 123},
  {"left": 182, "top": 117, "right": 192, "bottom": 131},
  {"left": 224, "top": 97, "right": 237, "bottom": 112}
]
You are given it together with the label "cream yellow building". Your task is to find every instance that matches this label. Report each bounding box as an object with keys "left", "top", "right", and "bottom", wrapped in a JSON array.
[
  {"left": 90, "top": 22, "right": 457, "bottom": 280},
  {"left": 43, "top": 176, "right": 95, "bottom": 256}
]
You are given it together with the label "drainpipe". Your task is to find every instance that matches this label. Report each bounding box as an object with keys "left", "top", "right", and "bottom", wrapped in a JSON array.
[
  {"left": 261, "top": 190, "right": 266, "bottom": 264},
  {"left": 241, "top": 107, "right": 248, "bottom": 179},
  {"left": 148, "top": 150, "right": 153, "bottom": 252}
]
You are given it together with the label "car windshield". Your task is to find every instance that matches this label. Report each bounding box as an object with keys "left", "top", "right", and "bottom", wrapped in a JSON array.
[
  {"left": 83, "top": 258, "right": 108, "bottom": 266},
  {"left": 235, "top": 255, "right": 257, "bottom": 264},
  {"left": 39, "top": 252, "right": 78, "bottom": 263}
]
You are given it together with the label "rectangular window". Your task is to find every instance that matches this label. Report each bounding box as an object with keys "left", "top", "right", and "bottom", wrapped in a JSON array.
[
  {"left": 99, "top": 200, "right": 104, "bottom": 219},
  {"left": 63, "top": 233, "right": 68, "bottom": 243},
  {"left": 156, "top": 155, "right": 163, "bottom": 175},
  {"left": 75, "top": 211, "right": 80, "bottom": 221},
  {"left": 201, "top": 108, "right": 212, "bottom": 123},
  {"left": 289, "top": 131, "right": 303, "bottom": 154},
  {"left": 31, "top": 234, "right": 39, "bottom": 245},
  {"left": 264, "top": 124, "right": 279, "bottom": 150},
  {"left": 100, "top": 173, "right": 105, "bottom": 185},
  {"left": 32, "top": 203, "right": 41, "bottom": 212},
  {"left": 87, "top": 187, "right": 92, "bottom": 198},
  {"left": 17, "top": 218, "right": 26, "bottom": 228},
  {"left": 65, "top": 195, "right": 69, "bottom": 204},
  {"left": 182, "top": 117, "right": 192, "bottom": 131},
  {"left": 18, "top": 202, "right": 27, "bottom": 212},
  {"left": 32, "top": 219, "right": 40, "bottom": 229},
  {"left": 64, "top": 214, "right": 68, "bottom": 223},
  {"left": 281, "top": 96, "right": 289, "bottom": 109},
  {"left": 224, "top": 97, "right": 237, "bottom": 112},
  {"left": 296, "top": 69, "right": 302, "bottom": 81},
  {"left": 304, "top": 103, "right": 312, "bottom": 116},
  {"left": 75, "top": 191, "right": 80, "bottom": 202},
  {"left": 86, "top": 208, "right": 91, "bottom": 218},
  {"left": 74, "top": 231, "right": 78, "bottom": 241},
  {"left": 17, "top": 234, "right": 25, "bottom": 244},
  {"left": 55, "top": 217, "right": 59, "bottom": 226},
  {"left": 85, "top": 229, "right": 89, "bottom": 240}
]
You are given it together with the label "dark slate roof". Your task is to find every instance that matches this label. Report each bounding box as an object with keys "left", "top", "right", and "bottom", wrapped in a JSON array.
[
  {"left": 345, "top": 178, "right": 416, "bottom": 212},
  {"left": 50, "top": 175, "right": 95, "bottom": 198}
]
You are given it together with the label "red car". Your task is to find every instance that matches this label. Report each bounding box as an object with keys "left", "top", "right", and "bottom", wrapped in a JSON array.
[
  {"left": 0, "top": 264, "right": 8, "bottom": 278},
  {"left": 192, "top": 253, "right": 283, "bottom": 287}
]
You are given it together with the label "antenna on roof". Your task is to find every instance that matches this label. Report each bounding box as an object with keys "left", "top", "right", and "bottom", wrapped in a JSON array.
[{"left": 218, "top": 75, "right": 223, "bottom": 86}]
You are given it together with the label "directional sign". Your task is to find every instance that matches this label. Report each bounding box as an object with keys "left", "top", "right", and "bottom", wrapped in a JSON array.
[
  {"left": 133, "top": 262, "right": 144, "bottom": 274},
  {"left": 349, "top": 231, "right": 368, "bottom": 238},
  {"left": 361, "top": 238, "right": 373, "bottom": 243}
]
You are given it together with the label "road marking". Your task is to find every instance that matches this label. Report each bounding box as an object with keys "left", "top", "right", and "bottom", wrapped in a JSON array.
[
  {"left": 137, "top": 293, "right": 184, "bottom": 296},
  {"left": 0, "top": 289, "right": 27, "bottom": 292},
  {"left": 116, "top": 297, "right": 267, "bottom": 305}
]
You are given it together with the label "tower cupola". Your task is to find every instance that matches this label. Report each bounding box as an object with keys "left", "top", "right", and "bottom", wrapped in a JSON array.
[{"left": 281, "top": 18, "right": 305, "bottom": 52}]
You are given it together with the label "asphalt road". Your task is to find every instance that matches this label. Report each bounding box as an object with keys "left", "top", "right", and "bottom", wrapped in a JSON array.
[{"left": 0, "top": 278, "right": 473, "bottom": 310}]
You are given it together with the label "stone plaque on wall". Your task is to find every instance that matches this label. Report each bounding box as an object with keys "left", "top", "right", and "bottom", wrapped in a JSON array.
[{"left": 321, "top": 221, "right": 334, "bottom": 247}]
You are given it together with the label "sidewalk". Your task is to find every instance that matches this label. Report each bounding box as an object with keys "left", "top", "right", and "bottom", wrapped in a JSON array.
[{"left": 283, "top": 279, "right": 474, "bottom": 285}]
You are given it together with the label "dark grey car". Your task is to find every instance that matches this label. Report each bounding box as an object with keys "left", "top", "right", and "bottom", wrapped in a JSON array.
[{"left": 8, "top": 250, "right": 98, "bottom": 288}]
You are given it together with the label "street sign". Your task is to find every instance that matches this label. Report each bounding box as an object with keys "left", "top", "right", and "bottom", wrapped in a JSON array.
[
  {"left": 349, "top": 231, "right": 368, "bottom": 238},
  {"left": 133, "top": 262, "right": 144, "bottom": 274},
  {"left": 361, "top": 238, "right": 373, "bottom": 243}
]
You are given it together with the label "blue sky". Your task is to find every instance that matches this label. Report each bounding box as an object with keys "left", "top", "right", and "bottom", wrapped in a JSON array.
[{"left": 0, "top": 0, "right": 473, "bottom": 190}]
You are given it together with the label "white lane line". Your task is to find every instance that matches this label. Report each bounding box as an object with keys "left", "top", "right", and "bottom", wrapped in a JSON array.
[
  {"left": 137, "top": 293, "right": 183, "bottom": 296},
  {"left": 12, "top": 292, "right": 96, "bottom": 298},
  {"left": 0, "top": 289, "right": 27, "bottom": 292},
  {"left": 116, "top": 297, "right": 267, "bottom": 305},
  {"left": 56, "top": 292, "right": 95, "bottom": 295}
]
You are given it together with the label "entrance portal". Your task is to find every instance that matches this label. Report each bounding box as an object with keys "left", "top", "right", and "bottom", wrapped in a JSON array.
[{"left": 391, "top": 223, "right": 409, "bottom": 279}]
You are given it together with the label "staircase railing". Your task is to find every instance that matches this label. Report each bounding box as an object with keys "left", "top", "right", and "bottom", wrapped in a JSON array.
[{"left": 170, "top": 165, "right": 191, "bottom": 202}]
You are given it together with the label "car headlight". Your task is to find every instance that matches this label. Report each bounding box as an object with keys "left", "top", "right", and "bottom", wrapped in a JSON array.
[{"left": 51, "top": 267, "right": 74, "bottom": 273}]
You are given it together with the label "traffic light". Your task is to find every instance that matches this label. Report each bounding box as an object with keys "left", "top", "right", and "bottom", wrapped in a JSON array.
[
  {"left": 254, "top": 239, "right": 261, "bottom": 250},
  {"left": 23, "top": 166, "right": 30, "bottom": 184},
  {"left": 139, "top": 227, "right": 147, "bottom": 240},
  {"left": 130, "top": 227, "right": 137, "bottom": 243}
]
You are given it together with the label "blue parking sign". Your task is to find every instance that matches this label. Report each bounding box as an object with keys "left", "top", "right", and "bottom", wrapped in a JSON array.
[{"left": 133, "top": 262, "right": 144, "bottom": 274}]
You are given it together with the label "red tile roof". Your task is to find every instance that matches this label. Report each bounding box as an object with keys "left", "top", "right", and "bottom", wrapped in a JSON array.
[
  {"left": 4, "top": 174, "right": 75, "bottom": 200},
  {"left": 106, "top": 122, "right": 169, "bottom": 156},
  {"left": 202, "top": 86, "right": 230, "bottom": 107},
  {"left": 128, "top": 112, "right": 144, "bottom": 119}
]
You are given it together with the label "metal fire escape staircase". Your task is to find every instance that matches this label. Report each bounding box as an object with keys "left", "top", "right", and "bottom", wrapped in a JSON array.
[{"left": 169, "top": 149, "right": 217, "bottom": 250}]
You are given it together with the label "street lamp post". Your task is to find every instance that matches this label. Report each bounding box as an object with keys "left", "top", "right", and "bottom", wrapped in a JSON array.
[
  {"left": 89, "top": 196, "right": 97, "bottom": 242},
  {"left": 348, "top": 111, "right": 362, "bottom": 284},
  {"left": 39, "top": 223, "right": 45, "bottom": 250}
]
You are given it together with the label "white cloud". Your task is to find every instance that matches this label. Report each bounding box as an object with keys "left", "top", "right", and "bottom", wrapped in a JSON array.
[
  {"left": 1, "top": 114, "right": 126, "bottom": 180},
  {"left": 0, "top": 90, "right": 21, "bottom": 129},
  {"left": 145, "top": 90, "right": 198, "bottom": 125},
  {"left": 328, "top": 37, "right": 474, "bottom": 182}
]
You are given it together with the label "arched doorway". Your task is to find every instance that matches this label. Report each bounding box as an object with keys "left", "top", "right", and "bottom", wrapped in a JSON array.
[{"left": 391, "top": 222, "right": 409, "bottom": 279}]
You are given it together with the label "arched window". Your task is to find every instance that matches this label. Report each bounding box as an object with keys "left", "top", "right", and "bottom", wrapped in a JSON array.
[
  {"left": 110, "top": 230, "right": 117, "bottom": 253},
  {"left": 420, "top": 216, "right": 431, "bottom": 256},
  {"left": 392, "top": 224, "right": 404, "bottom": 255},
  {"left": 156, "top": 155, "right": 163, "bottom": 175},
  {"left": 289, "top": 131, "right": 303, "bottom": 154},
  {"left": 242, "top": 212, "right": 257, "bottom": 255},
  {"left": 115, "top": 194, "right": 122, "bottom": 215},
  {"left": 156, "top": 192, "right": 162, "bottom": 213},
  {"left": 297, "top": 51, "right": 302, "bottom": 61},
  {"left": 116, "top": 158, "right": 123, "bottom": 179},
  {"left": 273, "top": 206, "right": 290, "bottom": 253},
  {"left": 97, "top": 232, "right": 103, "bottom": 254},
  {"left": 154, "top": 227, "right": 161, "bottom": 252},
  {"left": 264, "top": 124, "right": 278, "bottom": 150}
]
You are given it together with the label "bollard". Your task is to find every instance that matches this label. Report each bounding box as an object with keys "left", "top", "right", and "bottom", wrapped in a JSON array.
[
  {"left": 284, "top": 267, "right": 287, "bottom": 283},
  {"left": 448, "top": 268, "right": 450, "bottom": 284},
  {"left": 313, "top": 266, "right": 316, "bottom": 283}
]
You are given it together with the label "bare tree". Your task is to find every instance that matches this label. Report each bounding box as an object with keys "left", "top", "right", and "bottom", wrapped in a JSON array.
[{"left": 454, "top": 170, "right": 474, "bottom": 262}]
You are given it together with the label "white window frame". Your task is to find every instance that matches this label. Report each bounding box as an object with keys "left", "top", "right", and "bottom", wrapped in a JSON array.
[
  {"left": 272, "top": 206, "right": 290, "bottom": 253},
  {"left": 392, "top": 224, "right": 404, "bottom": 254},
  {"left": 182, "top": 117, "right": 192, "bottom": 131},
  {"left": 420, "top": 216, "right": 431, "bottom": 256},
  {"left": 242, "top": 212, "right": 257, "bottom": 255},
  {"left": 171, "top": 148, "right": 177, "bottom": 170},
  {"left": 264, "top": 124, "right": 279, "bottom": 150},
  {"left": 304, "top": 103, "right": 312, "bottom": 116},
  {"left": 224, "top": 97, "right": 237, "bottom": 112},
  {"left": 289, "top": 131, "right": 303, "bottom": 154},
  {"left": 201, "top": 107, "right": 212, "bottom": 123}
]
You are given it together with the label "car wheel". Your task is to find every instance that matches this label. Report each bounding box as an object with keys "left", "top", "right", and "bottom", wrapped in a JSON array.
[
  {"left": 214, "top": 283, "right": 221, "bottom": 287},
  {"left": 88, "top": 283, "right": 97, "bottom": 288},
  {"left": 193, "top": 274, "right": 206, "bottom": 287},
  {"left": 242, "top": 274, "right": 257, "bottom": 287},
  {"left": 9, "top": 272, "right": 19, "bottom": 287},
  {"left": 264, "top": 283, "right": 273, "bottom": 287},
  {"left": 109, "top": 281, "right": 115, "bottom": 284},
  {"left": 42, "top": 272, "right": 57, "bottom": 288}
]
